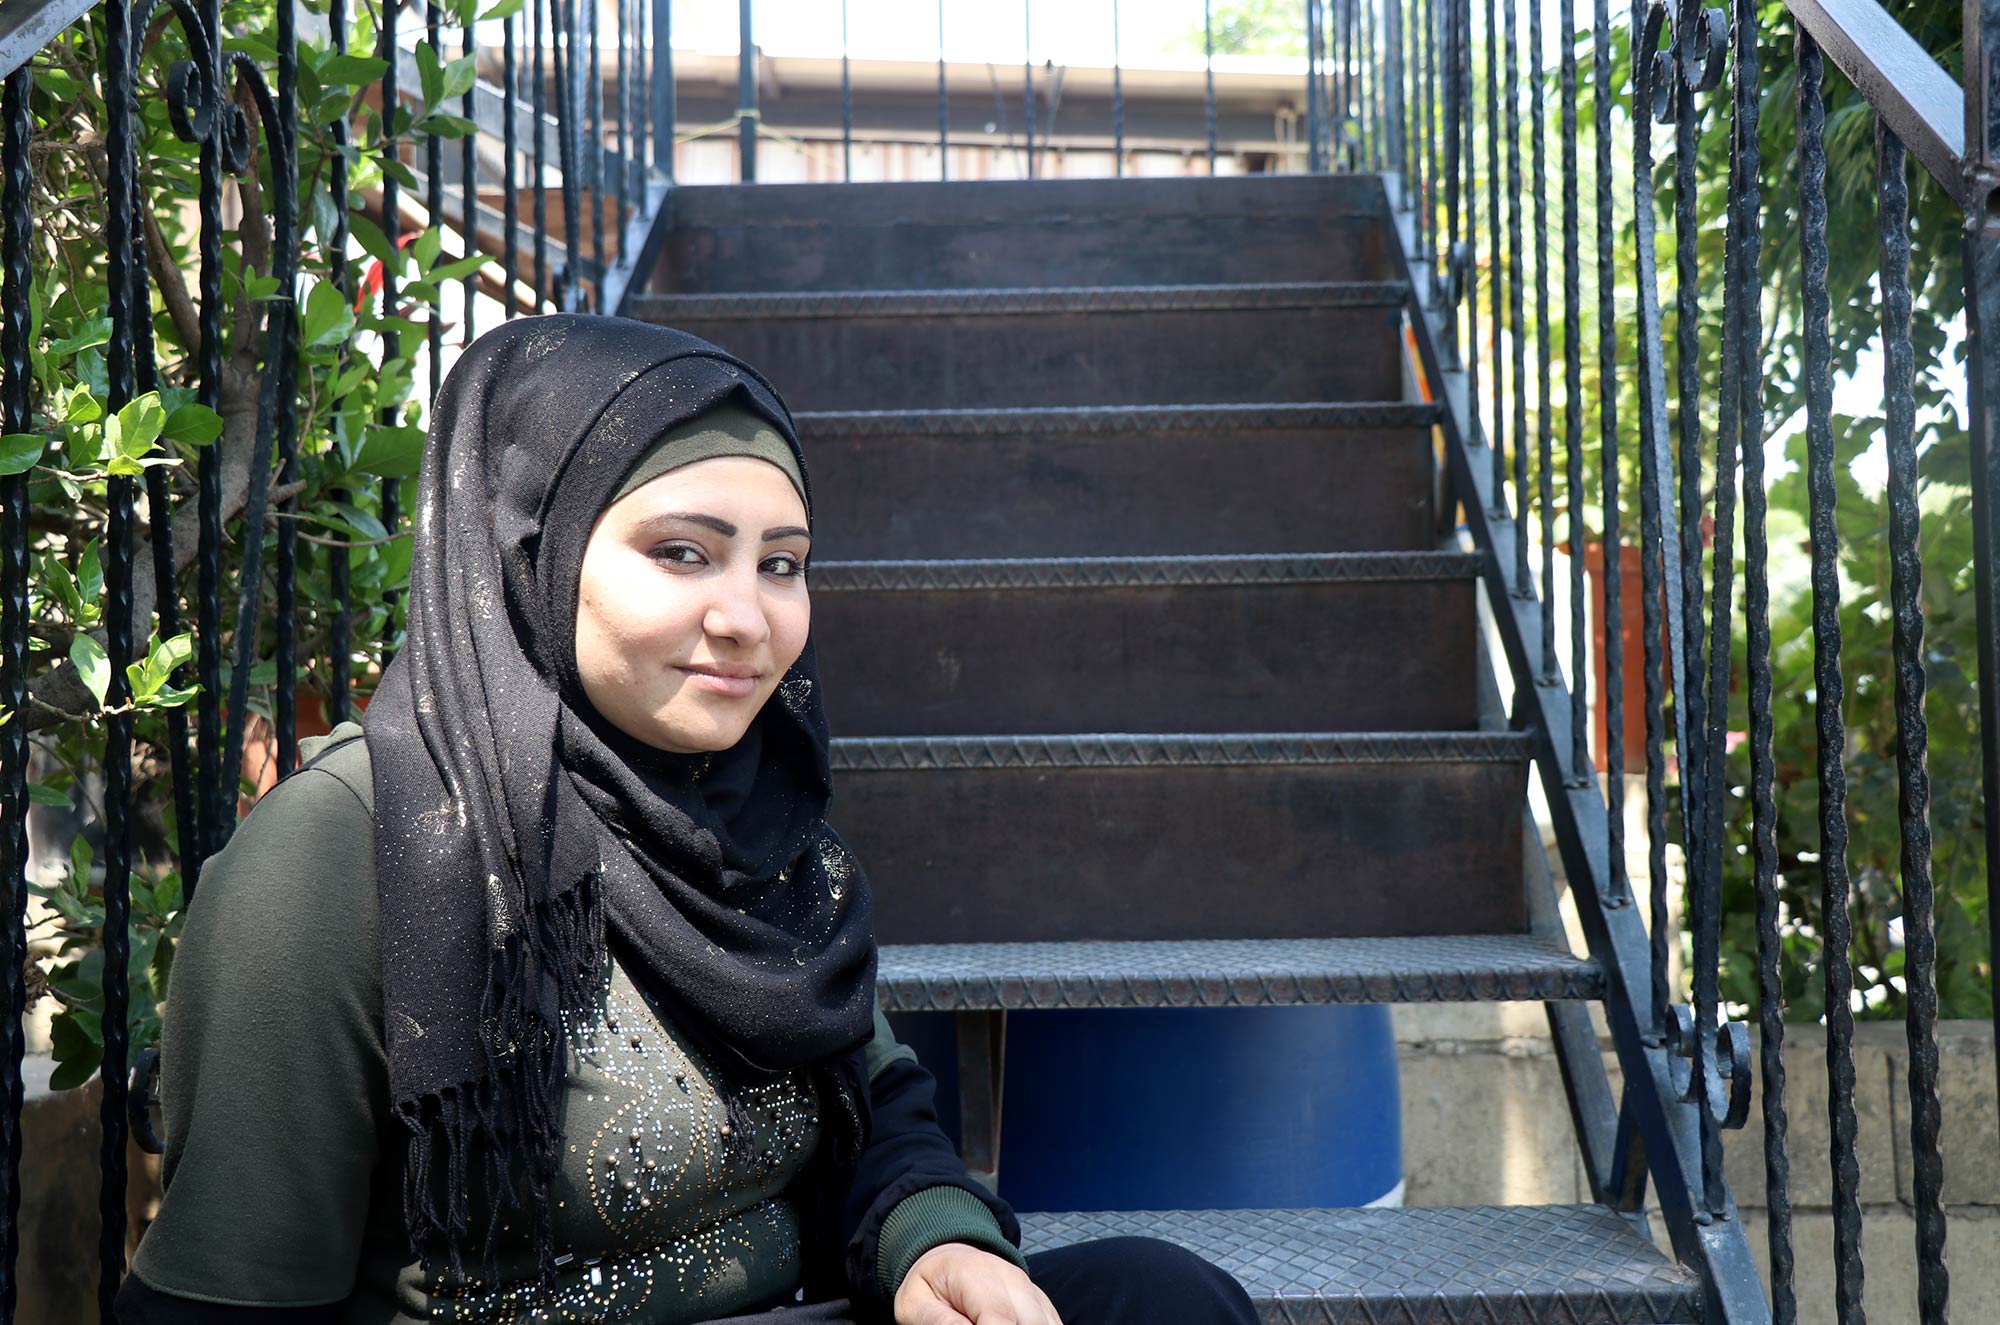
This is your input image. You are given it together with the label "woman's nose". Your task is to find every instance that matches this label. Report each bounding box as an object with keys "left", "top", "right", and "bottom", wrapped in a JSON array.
[{"left": 701, "top": 566, "right": 772, "bottom": 648}]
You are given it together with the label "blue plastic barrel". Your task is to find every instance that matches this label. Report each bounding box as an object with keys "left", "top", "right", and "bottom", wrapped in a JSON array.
[{"left": 886, "top": 1005, "right": 1403, "bottom": 1212}]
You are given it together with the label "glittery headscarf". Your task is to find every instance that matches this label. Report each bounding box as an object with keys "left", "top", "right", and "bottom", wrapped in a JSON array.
[{"left": 361, "top": 314, "right": 876, "bottom": 1281}]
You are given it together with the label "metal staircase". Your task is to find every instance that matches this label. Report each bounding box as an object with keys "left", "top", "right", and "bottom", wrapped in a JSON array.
[{"left": 630, "top": 173, "right": 1704, "bottom": 1324}]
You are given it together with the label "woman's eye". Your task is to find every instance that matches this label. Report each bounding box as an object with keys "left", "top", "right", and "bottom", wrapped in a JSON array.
[
  {"left": 762, "top": 554, "right": 806, "bottom": 579},
  {"left": 650, "top": 542, "right": 706, "bottom": 567}
]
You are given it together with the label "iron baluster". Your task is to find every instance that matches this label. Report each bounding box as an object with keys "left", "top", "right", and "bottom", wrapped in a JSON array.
[
  {"left": 1486, "top": 0, "right": 1504, "bottom": 505},
  {"left": 1877, "top": 119, "right": 1950, "bottom": 1325},
  {"left": 1733, "top": 0, "right": 1788, "bottom": 1305},
  {"left": 1798, "top": 30, "right": 1867, "bottom": 1323},
  {"left": 1026, "top": 2, "right": 1038, "bottom": 179},
  {"left": 1306, "top": 0, "right": 1323, "bottom": 174},
  {"left": 1459, "top": 0, "right": 1477, "bottom": 429},
  {"left": 1531, "top": 0, "right": 1555, "bottom": 684},
  {"left": 379, "top": 0, "right": 403, "bottom": 644},
  {"left": 426, "top": 0, "right": 444, "bottom": 367},
  {"left": 1203, "top": 0, "right": 1215, "bottom": 174},
  {"left": 533, "top": 0, "right": 549, "bottom": 293},
  {"left": 738, "top": 0, "right": 757, "bottom": 180},
  {"left": 1110, "top": 0, "right": 1122, "bottom": 175},
  {"left": 615, "top": 0, "right": 630, "bottom": 217},
  {"left": 654, "top": 0, "right": 672, "bottom": 182},
  {"left": 940, "top": 1, "right": 950, "bottom": 179},
  {"left": 329, "top": 0, "right": 355, "bottom": 725},
  {"left": 1506, "top": 0, "right": 1528, "bottom": 599},
  {"left": 503, "top": 3, "right": 519, "bottom": 307},
  {"left": 1562, "top": 0, "right": 1586, "bottom": 781},
  {"left": 1595, "top": 0, "right": 1626, "bottom": 910},
  {"left": 554, "top": 0, "right": 581, "bottom": 310},
  {"left": 1419, "top": 0, "right": 1434, "bottom": 288},
  {"left": 1672, "top": 0, "right": 1710, "bottom": 896},
  {"left": 587, "top": 0, "right": 602, "bottom": 293},
  {"left": 1442, "top": 0, "right": 1460, "bottom": 366},
  {"left": 100, "top": 0, "right": 140, "bottom": 1309},
  {"left": 1, "top": 61, "right": 29, "bottom": 1325},
  {"left": 842, "top": 0, "right": 853, "bottom": 181},
  {"left": 195, "top": 0, "right": 226, "bottom": 870}
]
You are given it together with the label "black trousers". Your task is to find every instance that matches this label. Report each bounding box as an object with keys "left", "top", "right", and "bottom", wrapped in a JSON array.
[{"left": 718, "top": 1236, "right": 1260, "bottom": 1325}]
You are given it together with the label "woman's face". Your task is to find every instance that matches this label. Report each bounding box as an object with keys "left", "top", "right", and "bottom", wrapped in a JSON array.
[{"left": 575, "top": 454, "right": 811, "bottom": 754}]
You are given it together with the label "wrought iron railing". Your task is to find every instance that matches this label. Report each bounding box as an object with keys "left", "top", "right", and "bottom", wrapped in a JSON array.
[{"left": 0, "top": 0, "right": 1993, "bottom": 1322}]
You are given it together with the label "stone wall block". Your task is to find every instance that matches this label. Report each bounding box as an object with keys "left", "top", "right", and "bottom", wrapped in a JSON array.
[
  {"left": 1718, "top": 1024, "right": 1902, "bottom": 1211},
  {"left": 1885, "top": 1020, "right": 2000, "bottom": 1208}
]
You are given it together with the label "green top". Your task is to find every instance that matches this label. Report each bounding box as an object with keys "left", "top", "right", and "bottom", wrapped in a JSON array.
[{"left": 129, "top": 724, "right": 1020, "bottom": 1322}]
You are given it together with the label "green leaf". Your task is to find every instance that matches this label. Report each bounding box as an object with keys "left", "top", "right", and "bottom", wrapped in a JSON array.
[
  {"left": 379, "top": 155, "right": 420, "bottom": 192},
  {"left": 27, "top": 783, "right": 69, "bottom": 807},
  {"left": 440, "top": 54, "right": 477, "bottom": 102},
  {"left": 353, "top": 424, "right": 426, "bottom": 479},
  {"left": 163, "top": 402, "right": 224, "bottom": 447},
  {"left": 0, "top": 433, "right": 43, "bottom": 475},
  {"left": 47, "top": 1055, "right": 96, "bottom": 1092},
  {"left": 40, "top": 552, "right": 79, "bottom": 616},
  {"left": 62, "top": 386, "right": 103, "bottom": 425},
  {"left": 76, "top": 541, "right": 102, "bottom": 606},
  {"left": 69, "top": 634, "right": 108, "bottom": 706},
  {"left": 68, "top": 836, "right": 92, "bottom": 889},
  {"left": 300, "top": 279, "right": 355, "bottom": 350},
  {"left": 114, "top": 393, "right": 166, "bottom": 460},
  {"left": 414, "top": 39, "right": 444, "bottom": 109},
  {"left": 417, "top": 113, "right": 477, "bottom": 140},
  {"left": 477, "top": 0, "right": 524, "bottom": 19},
  {"left": 429, "top": 252, "right": 492, "bottom": 282},
  {"left": 318, "top": 54, "right": 389, "bottom": 87},
  {"left": 412, "top": 225, "right": 443, "bottom": 273},
  {"left": 346, "top": 212, "right": 399, "bottom": 269},
  {"left": 48, "top": 319, "right": 111, "bottom": 356}
]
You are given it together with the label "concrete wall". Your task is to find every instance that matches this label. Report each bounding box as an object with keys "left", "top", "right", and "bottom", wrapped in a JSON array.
[{"left": 1395, "top": 1004, "right": 2000, "bottom": 1325}]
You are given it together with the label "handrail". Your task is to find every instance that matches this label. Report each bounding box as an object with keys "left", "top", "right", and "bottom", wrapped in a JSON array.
[
  {"left": 0, "top": 0, "right": 94, "bottom": 82},
  {"left": 1784, "top": 0, "right": 1968, "bottom": 206}
]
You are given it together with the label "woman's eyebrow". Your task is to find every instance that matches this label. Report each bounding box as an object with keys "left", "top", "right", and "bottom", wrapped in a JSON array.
[{"left": 639, "top": 512, "right": 810, "bottom": 543}]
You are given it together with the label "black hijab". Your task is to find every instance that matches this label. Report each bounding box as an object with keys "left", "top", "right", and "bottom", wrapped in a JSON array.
[{"left": 361, "top": 314, "right": 877, "bottom": 1280}]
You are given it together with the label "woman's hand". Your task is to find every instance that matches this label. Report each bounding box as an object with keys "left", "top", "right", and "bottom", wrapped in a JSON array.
[{"left": 893, "top": 1242, "right": 1064, "bottom": 1325}]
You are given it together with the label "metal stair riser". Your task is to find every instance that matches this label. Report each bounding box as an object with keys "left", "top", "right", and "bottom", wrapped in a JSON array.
[
  {"left": 831, "top": 758, "right": 1529, "bottom": 944},
  {"left": 650, "top": 303, "right": 1404, "bottom": 410},
  {"left": 801, "top": 421, "right": 1439, "bottom": 558},
  {"left": 813, "top": 576, "right": 1479, "bottom": 736},
  {"left": 653, "top": 176, "right": 1392, "bottom": 293}
]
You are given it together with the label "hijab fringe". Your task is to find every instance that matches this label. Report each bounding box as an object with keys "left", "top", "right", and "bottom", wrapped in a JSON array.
[{"left": 396, "top": 869, "right": 606, "bottom": 1289}]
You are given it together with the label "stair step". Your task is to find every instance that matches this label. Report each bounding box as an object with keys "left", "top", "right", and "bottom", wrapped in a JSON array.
[
  {"left": 1015, "top": 1205, "right": 1702, "bottom": 1325},
  {"left": 875, "top": 934, "right": 1601, "bottom": 1011},
  {"left": 812, "top": 553, "right": 1480, "bottom": 735},
  {"left": 630, "top": 282, "right": 1407, "bottom": 410},
  {"left": 827, "top": 732, "right": 1533, "bottom": 944},
  {"left": 799, "top": 402, "right": 1441, "bottom": 558},
  {"left": 652, "top": 174, "right": 1393, "bottom": 291}
]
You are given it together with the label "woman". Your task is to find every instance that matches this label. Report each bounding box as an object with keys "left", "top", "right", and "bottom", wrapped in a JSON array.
[{"left": 116, "top": 315, "right": 1258, "bottom": 1325}]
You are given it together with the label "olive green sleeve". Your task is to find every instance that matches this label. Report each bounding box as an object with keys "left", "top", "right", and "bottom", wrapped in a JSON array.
[
  {"left": 129, "top": 763, "right": 388, "bottom": 1308},
  {"left": 863, "top": 1004, "right": 1028, "bottom": 1298}
]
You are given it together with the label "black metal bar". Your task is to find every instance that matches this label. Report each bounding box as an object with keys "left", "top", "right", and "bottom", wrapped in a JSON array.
[
  {"left": 1506, "top": 0, "right": 1528, "bottom": 599},
  {"left": 1442, "top": 0, "right": 1459, "bottom": 363},
  {"left": 841, "top": 0, "right": 853, "bottom": 181},
  {"left": 554, "top": 0, "right": 581, "bottom": 310},
  {"left": 630, "top": 0, "right": 646, "bottom": 185},
  {"left": 1202, "top": 0, "right": 1215, "bottom": 174},
  {"left": 1418, "top": 0, "right": 1433, "bottom": 281},
  {"left": 1306, "top": 0, "right": 1324, "bottom": 174},
  {"left": 1025, "top": 4, "right": 1038, "bottom": 179},
  {"left": 615, "top": 0, "right": 630, "bottom": 216},
  {"left": 1877, "top": 118, "right": 1950, "bottom": 1325},
  {"left": 955, "top": 1011, "right": 1007, "bottom": 1189},
  {"left": 533, "top": 0, "right": 549, "bottom": 294},
  {"left": 739, "top": 0, "right": 757, "bottom": 181},
  {"left": 1, "top": 59, "right": 29, "bottom": 1325},
  {"left": 1798, "top": 30, "right": 1867, "bottom": 1323},
  {"left": 378, "top": 0, "right": 403, "bottom": 648},
  {"left": 503, "top": 3, "right": 519, "bottom": 305},
  {"left": 939, "top": 0, "right": 950, "bottom": 179},
  {"left": 1596, "top": 0, "right": 1626, "bottom": 916},
  {"left": 1531, "top": 0, "right": 1554, "bottom": 682},
  {"left": 1968, "top": 0, "right": 2000, "bottom": 1208},
  {"left": 1562, "top": 0, "right": 1587, "bottom": 782},
  {"left": 654, "top": 0, "right": 673, "bottom": 181},
  {"left": 1458, "top": 0, "right": 1476, "bottom": 421},
  {"left": 1110, "top": 0, "right": 1122, "bottom": 175},
  {"left": 195, "top": 0, "right": 225, "bottom": 870},
  {"left": 100, "top": 0, "right": 141, "bottom": 1308},
  {"left": 425, "top": 0, "right": 444, "bottom": 374},
  {"left": 1673, "top": 4, "right": 1711, "bottom": 936},
  {"left": 1786, "top": 0, "right": 1964, "bottom": 206},
  {"left": 587, "top": 0, "right": 603, "bottom": 295},
  {"left": 1486, "top": 0, "right": 1503, "bottom": 503},
  {"left": 329, "top": 0, "right": 354, "bottom": 725},
  {"left": 462, "top": 2, "right": 479, "bottom": 338}
]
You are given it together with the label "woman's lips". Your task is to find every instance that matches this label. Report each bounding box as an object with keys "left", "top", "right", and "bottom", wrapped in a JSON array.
[{"left": 678, "top": 666, "right": 759, "bottom": 698}]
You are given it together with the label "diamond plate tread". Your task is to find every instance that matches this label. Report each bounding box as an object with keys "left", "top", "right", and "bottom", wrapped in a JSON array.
[
  {"left": 874, "top": 935, "right": 1601, "bottom": 1011},
  {"left": 630, "top": 281, "right": 1410, "bottom": 320},
  {"left": 830, "top": 731, "right": 1536, "bottom": 771},
  {"left": 810, "top": 552, "right": 1482, "bottom": 593},
  {"left": 793, "top": 402, "right": 1446, "bottom": 436},
  {"left": 1015, "top": 1206, "right": 1702, "bottom": 1325}
]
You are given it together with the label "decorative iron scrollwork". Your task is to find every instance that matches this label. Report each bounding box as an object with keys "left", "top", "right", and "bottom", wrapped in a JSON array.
[
  {"left": 1444, "top": 241, "right": 1471, "bottom": 309},
  {"left": 1665, "top": 1001, "right": 1753, "bottom": 1131},
  {"left": 130, "top": 1046, "right": 163, "bottom": 1155},
  {"left": 1641, "top": 1, "right": 1730, "bottom": 124}
]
